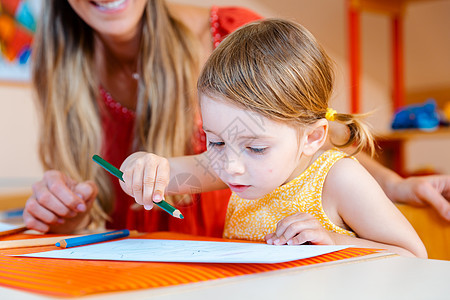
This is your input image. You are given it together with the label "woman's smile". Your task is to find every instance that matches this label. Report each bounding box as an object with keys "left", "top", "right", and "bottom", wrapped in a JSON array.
[{"left": 90, "top": 0, "right": 129, "bottom": 12}]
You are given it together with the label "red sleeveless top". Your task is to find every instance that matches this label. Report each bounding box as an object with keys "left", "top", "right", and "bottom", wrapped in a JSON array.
[{"left": 99, "top": 7, "right": 262, "bottom": 237}]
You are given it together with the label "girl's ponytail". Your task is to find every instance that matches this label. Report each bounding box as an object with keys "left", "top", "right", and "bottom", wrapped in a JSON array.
[{"left": 326, "top": 108, "right": 375, "bottom": 156}]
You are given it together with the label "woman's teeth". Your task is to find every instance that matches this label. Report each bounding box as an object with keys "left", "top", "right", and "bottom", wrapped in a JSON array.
[{"left": 94, "top": 0, "right": 127, "bottom": 10}]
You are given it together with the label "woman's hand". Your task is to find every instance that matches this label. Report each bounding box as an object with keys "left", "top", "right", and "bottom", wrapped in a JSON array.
[
  {"left": 23, "top": 170, "right": 97, "bottom": 233},
  {"left": 354, "top": 150, "right": 450, "bottom": 222},
  {"left": 120, "top": 152, "right": 170, "bottom": 210},
  {"left": 387, "top": 175, "right": 450, "bottom": 221},
  {"left": 265, "top": 212, "right": 335, "bottom": 245}
]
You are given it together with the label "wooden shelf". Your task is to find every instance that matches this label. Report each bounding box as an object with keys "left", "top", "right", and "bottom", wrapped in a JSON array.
[
  {"left": 348, "top": 0, "right": 446, "bottom": 174},
  {"left": 348, "top": 0, "right": 441, "bottom": 113},
  {"left": 348, "top": 0, "right": 409, "bottom": 113},
  {"left": 374, "top": 127, "right": 450, "bottom": 176},
  {"left": 350, "top": 0, "right": 428, "bottom": 15},
  {"left": 376, "top": 127, "right": 450, "bottom": 141}
]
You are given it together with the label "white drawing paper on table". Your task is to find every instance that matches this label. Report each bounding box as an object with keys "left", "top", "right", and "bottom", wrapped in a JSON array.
[
  {"left": 0, "top": 222, "right": 24, "bottom": 231},
  {"left": 16, "top": 239, "right": 350, "bottom": 263}
]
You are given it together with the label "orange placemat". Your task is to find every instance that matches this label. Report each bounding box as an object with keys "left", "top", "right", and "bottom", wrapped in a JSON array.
[{"left": 0, "top": 232, "right": 379, "bottom": 297}]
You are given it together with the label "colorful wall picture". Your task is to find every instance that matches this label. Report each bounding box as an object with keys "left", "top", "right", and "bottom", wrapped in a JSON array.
[{"left": 0, "top": 0, "right": 40, "bottom": 82}]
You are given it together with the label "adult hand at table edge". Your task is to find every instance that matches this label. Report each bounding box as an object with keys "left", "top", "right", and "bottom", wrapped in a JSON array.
[
  {"left": 353, "top": 150, "right": 450, "bottom": 222},
  {"left": 23, "top": 170, "right": 98, "bottom": 234},
  {"left": 387, "top": 175, "right": 450, "bottom": 222}
]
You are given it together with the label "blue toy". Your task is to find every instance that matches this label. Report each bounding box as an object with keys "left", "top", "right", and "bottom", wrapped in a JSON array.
[{"left": 391, "top": 99, "right": 440, "bottom": 131}]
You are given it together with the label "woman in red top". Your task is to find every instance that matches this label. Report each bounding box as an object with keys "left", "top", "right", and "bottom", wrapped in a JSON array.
[{"left": 23, "top": 0, "right": 261, "bottom": 235}]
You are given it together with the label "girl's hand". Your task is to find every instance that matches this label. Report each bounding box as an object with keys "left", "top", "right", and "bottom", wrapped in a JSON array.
[
  {"left": 23, "top": 170, "right": 97, "bottom": 233},
  {"left": 265, "top": 212, "right": 335, "bottom": 245},
  {"left": 120, "top": 152, "right": 170, "bottom": 210}
]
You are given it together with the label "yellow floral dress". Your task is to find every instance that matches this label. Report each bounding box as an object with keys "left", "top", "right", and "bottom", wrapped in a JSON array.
[{"left": 223, "top": 149, "right": 356, "bottom": 241}]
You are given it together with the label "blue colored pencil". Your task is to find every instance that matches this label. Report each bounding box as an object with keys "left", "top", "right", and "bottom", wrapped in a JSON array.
[{"left": 55, "top": 229, "right": 135, "bottom": 248}]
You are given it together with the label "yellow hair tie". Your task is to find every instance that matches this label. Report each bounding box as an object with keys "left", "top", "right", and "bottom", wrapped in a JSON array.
[{"left": 325, "top": 108, "right": 337, "bottom": 121}]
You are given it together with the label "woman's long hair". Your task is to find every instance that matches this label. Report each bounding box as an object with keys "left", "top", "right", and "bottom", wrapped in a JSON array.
[{"left": 32, "top": 0, "right": 200, "bottom": 226}]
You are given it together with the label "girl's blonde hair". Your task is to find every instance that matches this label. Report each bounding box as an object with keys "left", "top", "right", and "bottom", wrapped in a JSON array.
[
  {"left": 33, "top": 0, "right": 200, "bottom": 226},
  {"left": 198, "top": 18, "right": 374, "bottom": 156}
]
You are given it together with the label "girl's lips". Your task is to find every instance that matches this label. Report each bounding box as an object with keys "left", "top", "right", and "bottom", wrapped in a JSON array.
[{"left": 228, "top": 184, "right": 251, "bottom": 193}]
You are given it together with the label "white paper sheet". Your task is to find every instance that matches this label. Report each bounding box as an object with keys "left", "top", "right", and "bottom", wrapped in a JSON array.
[
  {"left": 0, "top": 222, "right": 24, "bottom": 231},
  {"left": 17, "top": 239, "right": 350, "bottom": 263}
]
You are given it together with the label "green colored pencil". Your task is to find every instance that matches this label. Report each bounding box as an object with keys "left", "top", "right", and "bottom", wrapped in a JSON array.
[{"left": 92, "top": 155, "right": 184, "bottom": 219}]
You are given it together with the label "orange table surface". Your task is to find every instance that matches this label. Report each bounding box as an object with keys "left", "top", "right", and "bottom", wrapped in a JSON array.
[{"left": 0, "top": 232, "right": 379, "bottom": 298}]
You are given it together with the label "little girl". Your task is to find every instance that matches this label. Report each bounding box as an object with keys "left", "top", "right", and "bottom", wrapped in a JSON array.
[{"left": 119, "top": 18, "right": 426, "bottom": 258}]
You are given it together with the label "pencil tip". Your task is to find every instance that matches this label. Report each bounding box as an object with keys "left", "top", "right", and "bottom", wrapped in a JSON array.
[
  {"left": 55, "top": 242, "right": 60, "bottom": 247},
  {"left": 173, "top": 210, "right": 184, "bottom": 219}
]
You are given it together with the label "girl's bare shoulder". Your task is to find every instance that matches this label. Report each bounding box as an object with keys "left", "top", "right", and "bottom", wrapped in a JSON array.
[{"left": 326, "top": 156, "right": 368, "bottom": 187}]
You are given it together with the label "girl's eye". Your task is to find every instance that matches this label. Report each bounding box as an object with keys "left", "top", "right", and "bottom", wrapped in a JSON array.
[
  {"left": 208, "top": 141, "right": 225, "bottom": 148},
  {"left": 248, "top": 147, "right": 267, "bottom": 154}
]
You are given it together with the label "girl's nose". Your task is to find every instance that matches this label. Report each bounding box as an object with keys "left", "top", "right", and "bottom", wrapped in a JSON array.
[{"left": 224, "top": 152, "right": 245, "bottom": 175}]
